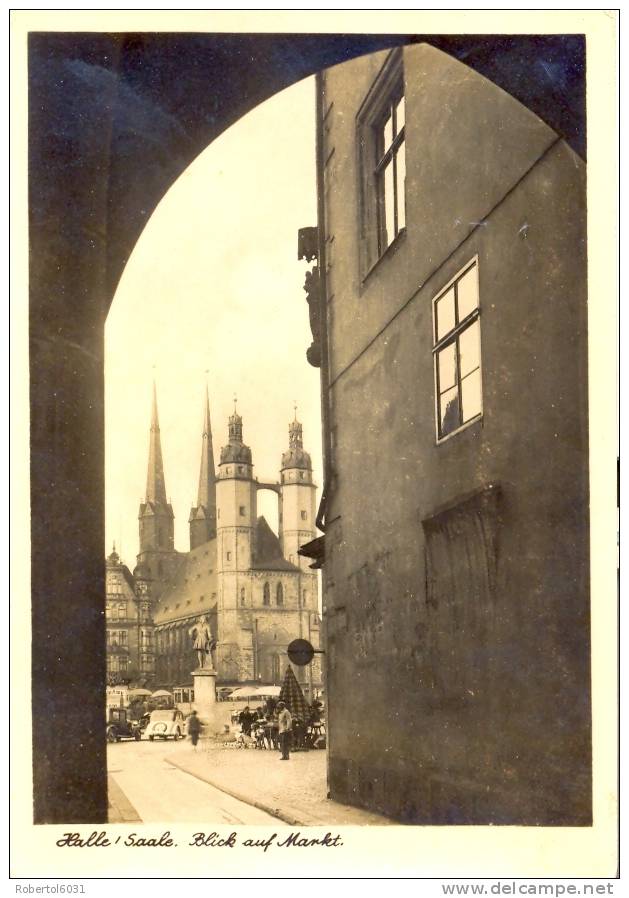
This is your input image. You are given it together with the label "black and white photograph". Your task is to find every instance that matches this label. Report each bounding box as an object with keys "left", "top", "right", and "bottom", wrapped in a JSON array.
[{"left": 11, "top": 9, "right": 618, "bottom": 882}]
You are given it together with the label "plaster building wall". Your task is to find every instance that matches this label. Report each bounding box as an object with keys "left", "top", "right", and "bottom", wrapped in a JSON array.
[{"left": 318, "top": 44, "right": 589, "bottom": 825}]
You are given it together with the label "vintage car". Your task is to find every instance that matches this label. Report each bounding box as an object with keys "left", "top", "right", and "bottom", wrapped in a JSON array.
[
  {"left": 145, "top": 708, "right": 185, "bottom": 741},
  {"left": 106, "top": 707, "right": 141, "bottom": 743}
]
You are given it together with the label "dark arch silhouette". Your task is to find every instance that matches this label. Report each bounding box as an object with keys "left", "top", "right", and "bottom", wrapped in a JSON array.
[{"left": 28, "top": 31, "right": 585, "bottom": 823}]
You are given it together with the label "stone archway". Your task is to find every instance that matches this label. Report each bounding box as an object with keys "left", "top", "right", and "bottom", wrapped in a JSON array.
[{"left": 28, "top": 31, "right": 585, "bottom": 823}]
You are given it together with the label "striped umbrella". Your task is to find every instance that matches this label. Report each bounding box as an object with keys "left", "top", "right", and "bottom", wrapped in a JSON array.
[{"left": 279, "top": 665, "right": 310, "bottom": 722}]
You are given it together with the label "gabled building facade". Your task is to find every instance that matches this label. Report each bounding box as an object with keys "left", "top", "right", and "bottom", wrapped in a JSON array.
[{"left": 105, "top": 546, "right": 156, "bottom": 686}]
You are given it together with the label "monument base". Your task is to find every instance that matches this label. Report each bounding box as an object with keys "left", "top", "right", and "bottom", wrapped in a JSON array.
[{"left": 191, "top": 667, "right": 232, "bottom": 736}]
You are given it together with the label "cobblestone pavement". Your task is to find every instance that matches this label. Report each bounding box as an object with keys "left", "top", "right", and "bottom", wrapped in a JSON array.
[{"left": 166, "top": 740, "right": 394, "bottom": 826}]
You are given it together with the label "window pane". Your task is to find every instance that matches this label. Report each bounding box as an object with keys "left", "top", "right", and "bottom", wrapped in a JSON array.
[
  {"left": 458, "top": 320, "right": 480, "bottom": 378},
  {"left": 439, "top": 386, "right": 460, "bottom": 437},
  {"left": 395, "top": 95, "right": 405, "bottom": 132},
  {"left": 437, "top": 343, "right": 457, "bottom": 391},
  {"left": 383, "top": 160, "right": 395, "bottom": 249},
  {"left": 457, "top": 265, "right": 479, "bottom": 321},
  {"left": 382, "top": 112, "right": 393, "bottom": 153},
  {"left": 396, "top": 141, "right": 406, "bottom": 231},
  {"left": 435, "top": 287, "right": 455, "bottom": 340},
  {"left": 461, "top": 369, "right": 482, "bottom": 422}
]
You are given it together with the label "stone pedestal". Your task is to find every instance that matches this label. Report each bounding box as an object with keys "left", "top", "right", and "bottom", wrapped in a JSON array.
[
  {"left": 192, "top": 666, "right": 217, "bottom": 714},
  {"left": 191, "top": 667, "right": 231, "bottom": 736}
]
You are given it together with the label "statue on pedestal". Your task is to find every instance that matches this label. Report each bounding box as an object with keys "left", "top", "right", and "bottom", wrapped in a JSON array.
[{"left": 189, "top": 615, "right": 217, "bottom": 670}]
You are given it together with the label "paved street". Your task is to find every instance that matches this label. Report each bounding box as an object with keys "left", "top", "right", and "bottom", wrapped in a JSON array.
[
  {"left": 107, "top": 739, "right": 279, "bottom": 824},
  {"left": 166, "top": 741, "right": 394, "bottom": 826}
]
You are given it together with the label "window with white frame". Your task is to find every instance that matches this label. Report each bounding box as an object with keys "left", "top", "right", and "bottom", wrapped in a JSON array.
[
  {"left": 358, "top": 49, "right": 406, "bottom": 273},
  {"left": 374, "top": 85, "right": 405, "bottom": 255},
  {"left": 433, "top": 260, "right": 482, "bottom": 441}
]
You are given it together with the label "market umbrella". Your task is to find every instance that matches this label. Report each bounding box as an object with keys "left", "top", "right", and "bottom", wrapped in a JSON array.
[
  {"left": 279, "top": 666, "right": 310, "bottom": 722},
  {"left": 256, "top": 685, "right": 281, "bottom": 698},
  {"left": 229, "top": 686, "right": 259, "bottom": 700},
  {"left": 151, "top": 689, "right": 173, "bottom": 698},
  {"left": 128, "top": 688, "right": 152, "bottom": 697}
]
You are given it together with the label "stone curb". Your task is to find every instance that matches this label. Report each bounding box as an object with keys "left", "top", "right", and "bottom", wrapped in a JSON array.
[
  {"left": 165, "top": 755, "right": 320, "bottom": 827},
  {"left": 108, "top": 774, "right": 142, "bottom": 824}
]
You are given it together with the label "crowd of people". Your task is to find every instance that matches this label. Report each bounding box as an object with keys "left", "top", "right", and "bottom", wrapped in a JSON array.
[{"left": 235, "top": 697, "right": 325, "bottom": 759}]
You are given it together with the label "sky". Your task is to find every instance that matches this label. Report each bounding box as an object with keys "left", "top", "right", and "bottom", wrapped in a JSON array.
[{"left": 105, "top": 75, "right": 321, "bottom": 565}]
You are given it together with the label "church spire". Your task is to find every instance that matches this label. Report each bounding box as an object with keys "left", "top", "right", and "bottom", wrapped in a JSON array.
[
  {"left": 145, "top": 381, "right": 168, "bottom": 505},
  {"left": 189, "top": 383, "right": 217, "bottom": 550},
  {"left": 138, "top": 380, "right": 176, "bottom": 585},
  {"left": 196, "top": 383, "right": 215, "bottom": 509}
]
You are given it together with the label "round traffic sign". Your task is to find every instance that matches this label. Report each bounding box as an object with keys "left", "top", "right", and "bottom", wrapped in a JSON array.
[{"left": 287, "top": 638, "right": 315, "bottom": 666}]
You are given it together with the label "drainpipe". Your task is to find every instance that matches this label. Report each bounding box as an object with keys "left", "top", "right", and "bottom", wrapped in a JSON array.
[
  {"left": 315, "top": 68, "right": 332, "bottom": 794},
  {"left": 307, "top": 612, "right": 313, "bottom": 700},
  {"left": 315, "top": 70, "right": 331, "bottom": 535}
]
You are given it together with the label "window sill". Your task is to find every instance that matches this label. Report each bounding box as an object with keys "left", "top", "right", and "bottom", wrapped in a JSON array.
[
  {"left": 436, "top": 413, "right": 483, "bottom": 446},
  {"left": 361, "top": 227, "right": 407, "bottom": 288}
]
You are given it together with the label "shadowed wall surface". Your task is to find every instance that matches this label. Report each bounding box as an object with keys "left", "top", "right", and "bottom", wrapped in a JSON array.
[
  {"left": 319, "top": 44, "right": 589, "bottom": 824},
  {"left": 28, "top": 31, "right": 585, "bottom": 823}
]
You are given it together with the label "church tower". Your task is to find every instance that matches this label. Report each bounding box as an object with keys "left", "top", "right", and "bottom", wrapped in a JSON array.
[
  {"left": 215, "top": 404, "right": 257, "bottom": 574},
  {"left": 137, "top": 383, "right": 178, "bottom": 595},
  {"left": 215, "top": 404, "right": 258, "bottom": 680},
  {"left": 279, "top": 413, "right": 316, "bottom": 570},
  {"left": 189, "top": 385, "right": 217, "bottom": 550}
]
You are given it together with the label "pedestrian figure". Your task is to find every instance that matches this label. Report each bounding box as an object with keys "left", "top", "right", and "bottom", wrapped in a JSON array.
[
  {"left": 265, "top": 710, "right": 279, "bottom": 750},
  {"left": 239, "top": 705, "right": 254, "bottom": 736},
  {"left": 277, "top": 701, "right": 292, "bottom": 761},
  {"left": 187, "top": 710, "right": 201, "bottom": 751}
]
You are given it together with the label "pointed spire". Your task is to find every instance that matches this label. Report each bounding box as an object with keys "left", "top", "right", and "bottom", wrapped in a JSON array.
[
  {"left": 190, "top": 382, "right": 217, "bottom": 548},
  {"left": 145, "top": 381, "right": 168, "bottom": 505},
  {"left": 196, "top": 383, "right": 216, "bottom": 508}
]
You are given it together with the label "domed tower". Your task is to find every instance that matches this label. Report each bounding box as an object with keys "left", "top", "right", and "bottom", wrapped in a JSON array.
[
  {"left": 279, "top": 412, "right": 316, "bottom": 570},
  {"left": 216, "top": 402, "right": 257, "bottom": 574},
  {"left": 215, "top": 403, "right": 258, "bottom": 681}
]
